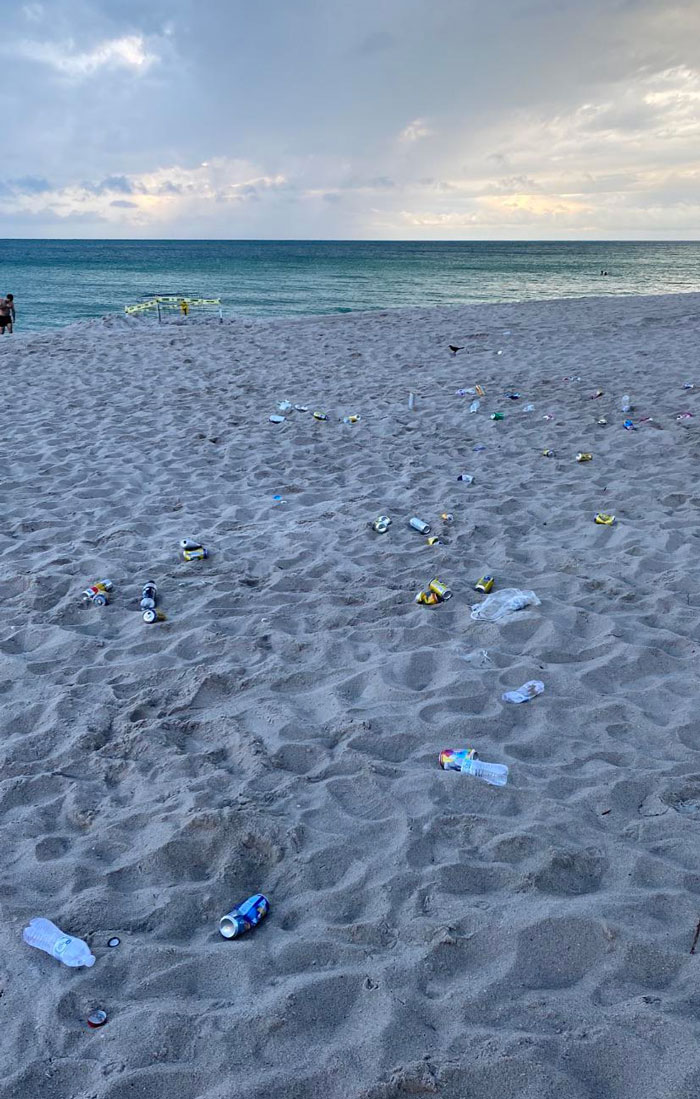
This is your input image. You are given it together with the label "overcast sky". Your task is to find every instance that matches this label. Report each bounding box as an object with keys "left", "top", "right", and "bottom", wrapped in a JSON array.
[{"left": 2, "top": 0, "right": 700, "bottom": 239}]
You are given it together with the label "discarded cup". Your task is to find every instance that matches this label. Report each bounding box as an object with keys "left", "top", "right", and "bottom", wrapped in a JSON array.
[
  {"left": 502, "top": 679, "right": 544, "bottom": 704},
  {"left": 87, "top": 1010, "right": 108, "bottom": 1029},
  {"left": 595, "top": 512, "right": 616, "bottom": 525},
  {"left": 219, "top": 894, "right": 270, "bottom": 939},
  {"left": 439, "top": 749, "right": 508, "bottom": 786}
]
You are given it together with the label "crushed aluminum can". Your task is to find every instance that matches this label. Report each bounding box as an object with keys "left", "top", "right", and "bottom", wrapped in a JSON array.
[
  {"left": 143, "top": 608, "right": 167, "bottom": 623},
  {"left": 457, "top": 473, "right": 474, "bottom": 484},
  {"left": 182, "top": 546, "right": 208, "bottom": 562},
  {"left": 313, "top": 411, "right": 328, "bottom": 421},
  {"left": 140, "top": 581, "right": 157, "bottom": 611},
  {"left": 439, "top": 748, "right": 478, "bottom": 770},
  {"left": 81, "top": 580, "right": 113, "bottom": 606},
  {"left": 409, "top": 517, "right": 431, "bottom": 535},
  {"left": 542, "top": 449, "right": 554, "bottom": 457},
  {"left": 428, "top": 578, "right": 452, "bottom": 601},
  {"left": 474, "top": 575, "right": 494, "bottom": 594},
  {"left": 294, "top": 404, "right": 309, "bottom": 412},
  {"left": 594, "top": 513, "right": 616, "bottom": 525},
  {"left": 597, "top": 417, "right": 608, "bottom": 425},
  {"left": 219, "top": 894, "right": 269, "bottom": 939},
  {"left": 415, "top": 589, "right": 441, "bottom": 605},
  {"left": 623, "top": 419, "right": 637, "bottom": 430},
  {"left": 576, "top": 452, "right": 593, "bottom": 462},
  {"left": 342, "top": 415, "right": 360, "bottom": 424},
  {"left": 371, "top": 515, "right": 392, "bottom": 534},
  {"left": 87, "top": 1010, "right": 108, "bottom": 1029}
]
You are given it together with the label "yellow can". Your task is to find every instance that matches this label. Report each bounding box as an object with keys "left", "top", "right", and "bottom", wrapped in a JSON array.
[
  {"left": 474, "top": 574, "right": 494, "bottom": 594},
  {"left": 415, "top": 589, "right": 441, "bottom": 605},
  {"left": 576, "top": 452, "right": 593, "bottom": 462},
  {"left": 428, "top": 578, "right": 452, "bottom": 601}
]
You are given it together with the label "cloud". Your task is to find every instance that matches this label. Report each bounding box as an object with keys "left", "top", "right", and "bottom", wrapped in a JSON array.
[
  {"left": 399, "top": 118, "right": 432, "bottom": 144},
  {"left": 110, "top": 199, "right": 138, "bottom": 208},
  {"left": 13, "top": 34, "right": 158, "bottom": 78}
]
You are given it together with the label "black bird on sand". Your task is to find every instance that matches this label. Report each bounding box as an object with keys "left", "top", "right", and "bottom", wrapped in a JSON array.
[{"left": 449, "top": 345, "right": 465, "bottom": 355}]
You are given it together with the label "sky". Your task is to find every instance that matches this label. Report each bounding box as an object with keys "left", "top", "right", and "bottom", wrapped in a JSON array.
[{"left": 2, "top": 0, "right": 700, "bottom": 239}]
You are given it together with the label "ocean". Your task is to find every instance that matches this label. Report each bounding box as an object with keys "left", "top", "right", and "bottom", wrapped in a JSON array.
[{"left": 0, "top": 239, "right": 698, "bottom": 332}]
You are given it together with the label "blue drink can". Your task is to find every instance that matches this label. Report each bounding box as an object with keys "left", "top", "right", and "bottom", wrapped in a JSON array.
[{"left": 219, "top": 893, "right": 269, "bottom": 939}]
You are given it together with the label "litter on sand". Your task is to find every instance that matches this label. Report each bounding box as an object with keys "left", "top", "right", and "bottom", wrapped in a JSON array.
[
  {"left": 502, "top": 680, "right": 545, "bottom": 703},
  {"left": 470, "top": 589, "right": 541, "bottom": 622}
]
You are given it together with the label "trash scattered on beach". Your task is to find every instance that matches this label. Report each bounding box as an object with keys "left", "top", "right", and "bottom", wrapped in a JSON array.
[
  {"left": 180, "top": 539, "right": 208, "bottom": 561},
  {"left": 81, "top": 580, "right": 113, "bottom": 607},
  {"left": 621, "top": 395, "right": 632, "bottom": 412},
  {"left": 457, "top": 473, "right": 474, "bottom": 483},
  {"left": 595, "top": 512, "right": 616, "bottom": 525},
  {"left": 490, "top": 411, "right": 505, "bottom": 421},
  {"left": 505, "top": 392, "right": 520, "bottom": 400},
  {"left": 502, "top": 679, "right": 545, "bottom": 704},
  {"left": 277, "top": 400, "right": 293, "bottom": 413},
  {"left": 597, "top": 417, "right": 608, "bottom": 425},
  {"left": 408, "top": 392, "right": 416, "bottom": 410},
  {"left": 416, "top": 578, "right": 452, "bottom": 604},
  {"left": 439, "top": 749, "right": 508, "bottom": 786},
  {"left": 342, "top": 414, "right": 361, "bottom": 423},
  {"left": 522, "top": 404, "right": 535, "bottom": 412},
  {"left": 143, "top": 608, "right": 166, "bottom": 623},
  {"left": 469, "top": 399, "right": 480, "bottom": 413},
  {"left": 676, "top": 411, "right": 694, "bottom": 420},
  {"left": 272, "top": 494, "right": 285, "bottom": 505},
  {"left": 409, "top": 517, "right": 431, "bottom": 534},
  {"left": 683, "top": 384, "right": 695, "bottom": 390},
  {"left": 415, "top": 589, "right": 441, "bottom": 604},
  {"left": 590, "top": 390, "right": 604, "bottom": 399},
  {"left": 313, "top": 411, "right": 328, "bottom": 420},
  {"left": 474, "top": 574, "right": 494, "bottom": 594},
  {"left": 458, "top": 648, "right": 492, "bottom": 666},
  {"left": 473, "top": 444, "right": 486, "bottom": 452},
  {"left": 219, "top": 894, "right": 270, "bottom": 938},
  {"left": 294, "top": 404, "right": 309, "bottom": 412},
  {"left": 140, "top": 581, "right": 157, "bottom": 611},
  {"left": 426, "top": 536, "right": 442, "bottom": 546},
  {"left": 470, "top": 588, "right": 541, "bottom": 622},
  {"left": 440, "top": 512, "right": 454, "bottom": 523},
  {"left": 371, "top": 515, "right": 392, "bottom": 533},
  {"left": 269, "top": 414, "right": 285, "bottom": 423},
  {"left": 23, "top": 917, "right": 95, "bottom": 968},
  {"left": 87, "top": 1010, "right": 108, "bottom": 1029},
  {"left": 576, "top": 452, "right": 593, "bottom": 462},
  {"left": 542, "top": 449, "right": 554, "bottom": 457},
  {"left": 543, "top": 414, "right": 554, "bottom": 421},
  {"left": 623, "top": 419, "right": 637, "bottom": 430},
  {"left": 107, "top": 937, "right": 120, "bottom": 948}
]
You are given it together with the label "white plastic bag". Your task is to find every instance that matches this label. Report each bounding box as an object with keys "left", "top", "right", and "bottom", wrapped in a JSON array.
[{"left": 470, "top": 588, "right": 541, "bottom": 622}]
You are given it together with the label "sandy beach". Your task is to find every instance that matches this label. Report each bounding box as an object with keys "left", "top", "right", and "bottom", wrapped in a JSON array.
[{"left": 2, "top": 291, "right": 700, "bottom": 1099}]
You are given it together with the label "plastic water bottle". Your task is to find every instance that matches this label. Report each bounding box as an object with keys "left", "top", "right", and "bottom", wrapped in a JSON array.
[
  {"left": 461, "top": 758, "right": 509, "bottom": 786},
  {"left": 408, "top": 391, "right": 416, "bottom": 411},
  {"left": 22, "top": 917, "right": 96, "bottom": 967},
  {"left": 469, "top": 399, "right": 480, "bottom": 413},
  {"left": 621, "top": 395, "right": 632, "bottom": 412}
]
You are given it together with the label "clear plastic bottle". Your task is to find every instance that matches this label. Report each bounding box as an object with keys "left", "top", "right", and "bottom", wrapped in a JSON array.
[
  {"left": 621, "top": 395, "right": 632, "bottom": 412},
  {"left": 469, "top": 399, "right": 480, "bottom": 413},
  {"left": 22, "top": 917, "right": 96, "bottom": 968},
  {"left": 461, "top": 758, "right": 509, "bottom": 786}
]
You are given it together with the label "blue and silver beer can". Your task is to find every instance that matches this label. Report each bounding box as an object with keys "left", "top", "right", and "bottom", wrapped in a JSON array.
[{"left": 219, "top": 893, "right": 269, "bottom": 939}]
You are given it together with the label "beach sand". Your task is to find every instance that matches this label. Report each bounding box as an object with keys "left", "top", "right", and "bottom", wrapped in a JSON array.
[{"left": 1, "top": 292, "right": 700, "bottom": 1098}]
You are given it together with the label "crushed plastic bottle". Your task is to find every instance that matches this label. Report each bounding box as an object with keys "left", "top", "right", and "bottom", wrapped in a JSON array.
[
  {"left": 23, "top": 917, "right": 96, "bottom": 968},
  {"left": 502, "top": 680, "right": 544, "bottom": 703},
  {"left": 469, "top": 399, "right": 480, "bottom": 413},
  {"left": 457, "top": 473, "right": 474, "bottom": 484},
  {"left": 522, "top": 404, "right": 535, "bottom": 413},
  {"left": 440, "top": 749, "right": 508, "bottom": 786},
  {"left": 470, "top": 588, "right": 541, "bottom": 622},
  {"left": 621, "top": 395, "right": 632, "bottom": 413}
]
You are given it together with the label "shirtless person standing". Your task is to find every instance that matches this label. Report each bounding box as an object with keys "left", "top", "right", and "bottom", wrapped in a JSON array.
[{"left": 0, "top": 294, "right": 15, "bottom": 334}]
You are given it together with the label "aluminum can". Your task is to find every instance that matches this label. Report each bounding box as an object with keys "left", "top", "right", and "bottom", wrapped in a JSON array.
[
  {"left": 576, "top": 452, "right": 593, "bottom": 462},
  {"left": 372, "top": 515, "right": 391, "bottom": 534},
  {"left": 594, "top": 513, "right": 615, "bottom": 525},
  {"left": 180, "top": 539, "right": 202, "bottom": 551},
  {"left": 140, "top": 581, "right": 157, "bottom": 610},
  {"left": 143, "top": 608, "right": 167, "bottom": 623},
  {"left": 409, "top": 517, "right": 431, "bottom": 534},
  {"left": 426, "top": 536, "right": 441, "bottom": 546},
  {"left": 474, "top": 574, "right": 494, "bottom": 594},
  {"left": 313, "top": 411, "right": 328, "bottom": 421},
  {"left": 81, "top": 580, "right": 112, "bottom": 605},
  {"left": 440, "top": 512, "right": 454, "bottom": 523},
  {"left": 428, "top": 578, "right": 452, "bottom": 600},
  {"left": 439, "top": 748, "right": 478, "bottom": 771},
  {"left": 542, "top": 449, "right": 554, "bottom": 457},
  {"left": 490, "top": 412, "right": 505, "bottom": 421},
  {"left": 342, "top": 415, "right": 360, "bottom": 424},
  {"left": 415, "top": 589, "right": 440, "bottom": 605},
  {"left": 183, "top": 547, "right": 208, "bottom": 561},
  {"left": 219, "top": 893, "right": 269, "bottom": 939}
]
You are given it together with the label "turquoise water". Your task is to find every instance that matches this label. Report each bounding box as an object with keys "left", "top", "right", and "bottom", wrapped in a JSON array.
[{"left": 0, "top": 239, "right": 698, "bottom": 331}]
